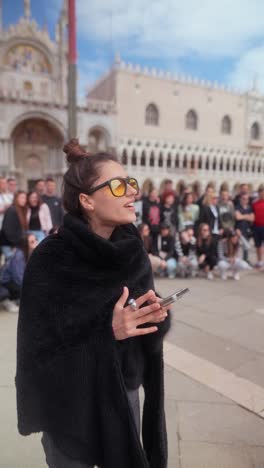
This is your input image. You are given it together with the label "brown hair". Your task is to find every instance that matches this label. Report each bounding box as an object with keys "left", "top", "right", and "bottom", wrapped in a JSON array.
[
  {"left": 197, "top": 223, "right": 212, "bottom": 248},
  {"left": 13, "top": 190, "right": 28, "bottom": 231},
  {"left": 62, "top": 139, "right": 118, "bottom": 218},
  {"left": 27, "top": 191, "right": 43, "bottom": 209}
]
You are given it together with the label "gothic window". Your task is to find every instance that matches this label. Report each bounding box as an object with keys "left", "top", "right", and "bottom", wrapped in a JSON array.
[
  {"left": 175, "top": 154, "right": 180, "bottom": 168},
  {"left": 219, "top": 158, "right": 223, "bottom": 171},
  {"left": 183, "top": 154, "right": 188, "bottom": 169},
  {"left": 185, "top": 109, "right": 198, "bottom": 130},
  {"left": 190, "top": 155, "right": 196, "bottom": 169},
  {"left": 212, "top": 157, "right": 217, "bottom": 170},
  {"left": 140, "top": 151, "right": 146, "bottom": 166},
  {"left": 131, "top": 150, "right": 137, "bottom": 166},
  {"left": 198, "top": 156, "right": 202, "bottom": 169},
  {"left": 149, "top": 152, "right": 155, "bottom": 167},
  {"left": 158, "top": 152, "right": 163, "bottom": 167},
  {"left": 121, "top": 149, "right": 128, "bottom": 165},
  {"left": 233, "top": 159, "right": 237, "bottom": 172},
  {"left": 221, "top": 115, "right": 232, "bottom": 135},
  {"left": 226, "top": 159, "right": 230, "bottom": 171},
  {"left": 205, "top": 156, "right": 209, "bottom": 170},
  {"left": 251, "top": 122, "right": 260, "bottom": 140},
  {"left": 167, "top": 153, "right": 172, "bottom": 168},
  {"left": 145, "top": 104, "right": 159, "bottom": 126}
]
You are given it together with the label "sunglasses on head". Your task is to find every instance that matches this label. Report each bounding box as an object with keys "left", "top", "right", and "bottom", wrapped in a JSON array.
[{"left": 85, "top": 177, "right": 139, "bottom": 197}]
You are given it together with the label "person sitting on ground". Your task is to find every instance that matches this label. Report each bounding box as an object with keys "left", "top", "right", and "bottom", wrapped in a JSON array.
[
  {"left": 0, "top": 233, "right": 38, "bottom": 312},
  {"left": 217, "top": 229, "right": 251, "bottom": 281},
  {"left": 196, "top": 223, "right": 218, "bottom": 280},
  {"left": 27, "top": 191, "right": 52, "bottom": 243},
  {"left": 138, "top": 223, "right": 167, "bottom": 275},
  {"left": 175, "top": 227, "right": 198, "bottom": 278},
  {"left": 156, "top": 222, "right": 177, "bottom": 279},
  {"left": 0, "top": 190, "right": 28, "bottom": 261}
]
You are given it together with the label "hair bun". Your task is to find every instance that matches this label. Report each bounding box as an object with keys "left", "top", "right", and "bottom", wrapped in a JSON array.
[{"left": 63, "top": 138, "right": 91, "bottom": 164}]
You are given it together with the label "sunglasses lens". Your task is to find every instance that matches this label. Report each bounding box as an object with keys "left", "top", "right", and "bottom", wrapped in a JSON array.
[
  {"left": 129, "top": 178, "right": 139, "bottom": 193},
  {"left": 110, "top": 179, "right": 126, "bottom": 196}
]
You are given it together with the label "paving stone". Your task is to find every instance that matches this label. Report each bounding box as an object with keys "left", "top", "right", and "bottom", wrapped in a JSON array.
[
  {"left": 165, "top": 365, "right": 231, "bottom": 404},
  {"left": 180, "top": 441, "right": 254, "bottom": 468},
  {"left": 178, "top": 402, "right": 264, "bottom": 446},
  {"left": 166, "top": 321, "right": 257, "bottom": 372}
]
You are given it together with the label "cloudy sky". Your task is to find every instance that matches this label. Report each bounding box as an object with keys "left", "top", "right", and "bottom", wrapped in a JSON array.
[{"left": 3, "top": 0, "right": 264, "bottom": 99}]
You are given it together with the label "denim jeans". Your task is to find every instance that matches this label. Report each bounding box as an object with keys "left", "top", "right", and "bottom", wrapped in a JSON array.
[{"left": 41, "top": 388, "right": 140, "bottom": 468}]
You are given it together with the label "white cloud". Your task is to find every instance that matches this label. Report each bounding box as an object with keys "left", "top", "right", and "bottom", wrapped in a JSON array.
[
  {"left": 228, "top": 46, "right": 264, "bottom": 92},
  {"left": 76, "top": 0, "right": 264, "bottom": 60}
]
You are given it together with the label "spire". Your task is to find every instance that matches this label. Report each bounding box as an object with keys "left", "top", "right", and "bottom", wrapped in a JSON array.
[{"left": 24, "top": 0, "right": 31, "bottom": 20}]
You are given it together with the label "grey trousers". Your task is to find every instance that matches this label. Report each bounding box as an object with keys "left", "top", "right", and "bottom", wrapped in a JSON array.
[{"left": 41, "top": 388, "right": 140, "bottom": 468}]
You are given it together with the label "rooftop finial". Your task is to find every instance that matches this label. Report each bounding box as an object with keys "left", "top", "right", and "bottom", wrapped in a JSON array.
[{"left": 24, "top": 0, "right": 31, "bottom": 20}]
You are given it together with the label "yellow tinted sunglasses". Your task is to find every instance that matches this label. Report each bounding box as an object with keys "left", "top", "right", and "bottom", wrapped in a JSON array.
[{"left": 86, "top": 177, "right": 139, "bottom": 197}]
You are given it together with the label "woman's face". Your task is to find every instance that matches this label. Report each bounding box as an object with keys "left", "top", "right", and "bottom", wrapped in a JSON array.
[
  {"left": 81, "top": 161, "right": 138, "bottom": 228},
  {"left": 201, "top": 225, "right": 210, "bottom": 239},
  {"left": 17, "top": 193, "right": 27, "bottom": 207},
  {"left": 142, "top": 224, "right": 150, "bottom": 236},
  {"left": 28, "top": 234, "right": 38, "bottom": 251},
  {"left": 28, "top": 192, "right": 38, "bottom": 207}
]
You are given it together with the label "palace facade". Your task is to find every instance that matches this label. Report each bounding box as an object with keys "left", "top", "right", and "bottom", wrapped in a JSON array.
[{"left": 0, "top": 0, "right": 264, "bottom": 193}]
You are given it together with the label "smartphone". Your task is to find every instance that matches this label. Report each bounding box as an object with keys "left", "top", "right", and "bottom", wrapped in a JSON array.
[{"left": 160, "top": 287, "right": 190, "bottom": 307}]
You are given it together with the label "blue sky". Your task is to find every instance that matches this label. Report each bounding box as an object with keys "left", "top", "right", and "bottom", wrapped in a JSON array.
[{"left": 3, "top": 0, "right": 264, "bottom": 99}]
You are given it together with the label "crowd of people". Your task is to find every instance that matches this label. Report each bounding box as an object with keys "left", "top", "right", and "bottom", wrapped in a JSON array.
[
  {"left": 0, "top": 176, "right": 64, "bottom": 312},
  {"left": 134, "top": 179, "right": 264, "bottom": 281},
  {"left": 0, "top": 174, "right": 263, "bottom": 313}
]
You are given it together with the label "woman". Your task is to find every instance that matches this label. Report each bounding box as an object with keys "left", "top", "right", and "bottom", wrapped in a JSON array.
[
  {"left": 16, "top": 140, "right": 170, "bottom": 468},
  {"left": 218, "top": 230, "right": 251, "bottom": 280},
  {"left": 0, "top": 190, "right": 28, "bottom": 259},
  {"left": 178, "top": 192, "right": 199, "bottom": 232},
  {"left": 138, "top": 222, "right": 167, "bottom": 275},
  {"left": 0, "top": 233, "right": 38, "bottom": 312},
  {"left": 196, "top": 223, "right": 218, "bottom": 280},
  {"left": 27, "top": 191, "right": 52, "bottom": 242}
]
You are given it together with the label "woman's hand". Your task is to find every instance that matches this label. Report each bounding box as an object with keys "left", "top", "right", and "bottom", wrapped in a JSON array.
[{"left": 112, "top": 287, "right": 168, "bottom": 341}]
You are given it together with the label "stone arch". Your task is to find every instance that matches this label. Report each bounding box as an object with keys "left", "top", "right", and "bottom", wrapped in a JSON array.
[
  {"left": 183, "top": 154, "right": 188, "bottom": 169},
  {"left": 212, "top": 156, "right": 217, "bottom": 170},
  {"left": 205, "top": 156, "right": 210, "bottom": 170},
  {"left": 11, "top": 116, "right": 64, "bottom": 190},
  {"left": 175, "top": 154, "right": 180, "bottom": 168},
  {"left": 226, "top": 158, "right": 231, "bottom": 171},
  {"left": 8, "top": 110, "right": 66, "bottom": 138},
  {"left": 190, "top": 154, "right": 196, "bottom": 170},
  {"left": 140, "top": 150, "right": 146, "bottom": 167},
  {"left": 149, "top": 151, "right": 155, "bottom": 167},
  {"left": 167, "top": 152, "right": 172, "bottom": 168},
  {"left": 251, "top": 122, "right": 261, "bottom": 140},
  {"left": 233, "top": 158, "right": 237, "bottom": 172},
  {"left": 121, "top": 149, "right": 128, "bottom": 165},
  {"left": 131, "top": 149, "right": 137, "bottom": 166},
  {"left": 158, "top": 152, "right": 163, "bottom": 167},
  {"left": 198, "top": 155, "right": 203, "bottom": 170},
  {"left": 88, "top": 125, "right": 111, "bottom": 152},
  {"left": 221, "top": 115, "right": 232, "bottom": 135}
]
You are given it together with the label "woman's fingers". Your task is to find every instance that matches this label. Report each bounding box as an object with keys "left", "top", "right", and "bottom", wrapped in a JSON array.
[
  {"left": 117, "top": 286, "right": 129, "bottom": 309},
  {"left": 132, "top": 326, "right": 158, "bottom": 336},
  {"left": 135, "top": 289, "right": 157, "bottom": 308},
  {"left": 136, "top": 310, "right": 167, "bottom": 327},
  {"left": 134, "top": 301, "right": 161, "bottom": 318}
]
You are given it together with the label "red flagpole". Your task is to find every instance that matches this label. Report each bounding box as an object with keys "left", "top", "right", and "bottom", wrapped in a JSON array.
[{"left": 68, "top": 0, "right": 77, "bottom": 138}]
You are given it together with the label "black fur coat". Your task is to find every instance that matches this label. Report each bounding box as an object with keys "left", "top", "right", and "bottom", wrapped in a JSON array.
[{"left": 16, "top": 213, "right": 170, "bottom": 468}]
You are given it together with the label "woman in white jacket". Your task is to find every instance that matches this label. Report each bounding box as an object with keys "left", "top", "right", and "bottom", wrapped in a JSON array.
[{"left": 27, "top": 191, "right": 52, "bottom": 242}]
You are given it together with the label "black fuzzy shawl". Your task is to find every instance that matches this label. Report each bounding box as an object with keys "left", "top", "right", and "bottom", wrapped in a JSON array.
[{"left": 16, "top": 213, "right": 170, "bottom": 468}]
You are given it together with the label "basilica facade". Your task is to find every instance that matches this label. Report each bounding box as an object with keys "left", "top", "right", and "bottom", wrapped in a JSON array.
[{"left": 0, "top": 0, "right": 264, "bottom": 194}]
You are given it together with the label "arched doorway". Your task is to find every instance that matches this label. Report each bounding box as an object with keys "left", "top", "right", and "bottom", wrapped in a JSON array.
[
  {"left": 88, "top": 126, "right": 110, "bottom": 152},
  {"left": 12, "top": 118, "right": 64, "bottom": 190}
]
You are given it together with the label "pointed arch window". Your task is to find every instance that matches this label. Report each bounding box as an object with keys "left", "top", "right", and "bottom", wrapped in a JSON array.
[
  {"left": 251, "top": 122, "right": 260, "bottom": 140},
  {"left": 185, "top": 109, "right": 198, "bottom": 130},
  {"left": 221, "top": 115, "right": 232, "bottom": 135},
  {"left": 145, "top": 103, "right": 159, "bottom": 126}
]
